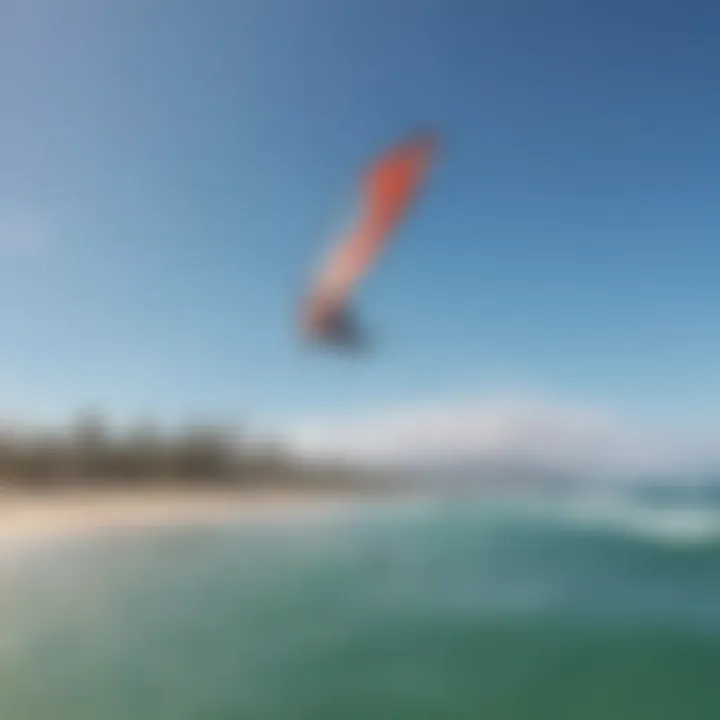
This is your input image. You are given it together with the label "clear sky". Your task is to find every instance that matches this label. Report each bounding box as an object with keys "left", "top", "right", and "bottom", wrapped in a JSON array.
[{"left": 3, "top": 0, "right": 720, "bottom": 439}]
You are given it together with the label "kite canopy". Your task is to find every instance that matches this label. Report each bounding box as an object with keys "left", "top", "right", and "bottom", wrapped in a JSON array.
[{"left": 300, "top": 129, "right": 439, "bottom": 349}]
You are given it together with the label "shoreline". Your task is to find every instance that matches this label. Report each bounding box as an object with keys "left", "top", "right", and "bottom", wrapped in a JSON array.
[{"left": 0, "top": 486, "right": 379, "bottom": 543}]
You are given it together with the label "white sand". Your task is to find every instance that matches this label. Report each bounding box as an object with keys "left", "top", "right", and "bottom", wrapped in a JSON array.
[{"left": 0, "top": 488, "right": 367, "bottom": 543}]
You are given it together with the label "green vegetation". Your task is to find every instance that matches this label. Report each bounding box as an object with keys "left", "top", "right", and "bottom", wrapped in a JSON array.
[{"left": 0, "top": 410, "right": 354, "bottom": 490}]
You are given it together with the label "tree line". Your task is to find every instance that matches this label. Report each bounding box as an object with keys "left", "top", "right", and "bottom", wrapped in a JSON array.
[{"left": 0, "top": 411, "right": 314, "bottom": 487}]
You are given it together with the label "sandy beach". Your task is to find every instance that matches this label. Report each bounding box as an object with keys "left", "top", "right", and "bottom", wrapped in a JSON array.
[{"left": 0, "top": 487, "right": 370, "bottom": 543}]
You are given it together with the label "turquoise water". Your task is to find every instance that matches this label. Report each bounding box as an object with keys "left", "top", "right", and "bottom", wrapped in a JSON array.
[{"left": 2, "top": 498, "right": 720, "bottom": 719}]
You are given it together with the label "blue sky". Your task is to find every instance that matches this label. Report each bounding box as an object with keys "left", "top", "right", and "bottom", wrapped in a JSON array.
[{"left": 2, "top": 0, "right": 720, "bottom": 438}]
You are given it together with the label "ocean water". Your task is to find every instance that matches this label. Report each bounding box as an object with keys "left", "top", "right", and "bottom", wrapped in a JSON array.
[{"left": 2, "top": 495, "right": 720, "bottom": 719}]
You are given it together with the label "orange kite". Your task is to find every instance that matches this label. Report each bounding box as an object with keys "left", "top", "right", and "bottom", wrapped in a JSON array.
[{"left": 300, "top": 130, "right": 439, "bottom": 350}]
